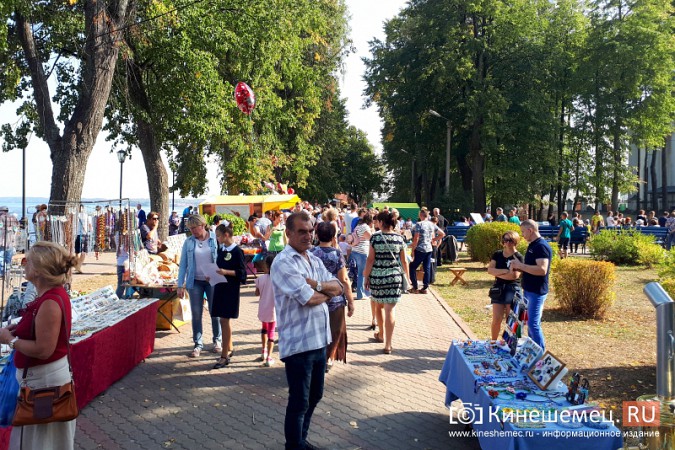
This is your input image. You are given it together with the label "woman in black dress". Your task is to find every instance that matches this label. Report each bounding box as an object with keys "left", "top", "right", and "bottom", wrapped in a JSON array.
[
  {"left": 486, "top": 231, "right": 524, "bottom": 340},
  {"left": 213, "top": 224, "right": 247, "bottom": 369}
]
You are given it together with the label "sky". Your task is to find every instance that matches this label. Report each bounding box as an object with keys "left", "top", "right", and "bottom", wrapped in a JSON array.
[{"left": 0, "top": 0, "right": 407, "bottom": 200}]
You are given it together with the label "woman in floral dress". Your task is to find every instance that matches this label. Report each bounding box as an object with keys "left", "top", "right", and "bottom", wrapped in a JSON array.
[{"left": 364, "top": 210, "right": 411, "bottom": 354}]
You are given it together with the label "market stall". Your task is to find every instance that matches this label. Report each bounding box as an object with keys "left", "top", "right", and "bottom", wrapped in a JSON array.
[
  {"left": 127, "top": 246, "right": 188, "bottom": 331},
  {"left": 0, "top": 286, "right": 158, "bottom": 449},
  {"left": 439, "top": 339, "right": 623, "bottom": 450},
  {"left": 199, "top": 194, "right": 301, "bottom": 218}
]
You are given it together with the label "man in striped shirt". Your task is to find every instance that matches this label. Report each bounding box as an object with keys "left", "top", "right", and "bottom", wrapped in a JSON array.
[{"left": 271, "top": 212, "right": 344, "bottom": 450}]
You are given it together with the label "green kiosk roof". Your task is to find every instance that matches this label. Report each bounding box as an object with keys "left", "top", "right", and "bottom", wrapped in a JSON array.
[{"left": 369, "top": 202, "right": 420, "bottom": 220}]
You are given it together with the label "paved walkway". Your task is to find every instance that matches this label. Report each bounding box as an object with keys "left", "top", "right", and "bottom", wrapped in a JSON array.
[{"left": 71, "top": 254, "right": 479, "bottom": 450}]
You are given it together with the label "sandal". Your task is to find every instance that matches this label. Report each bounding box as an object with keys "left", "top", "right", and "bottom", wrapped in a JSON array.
[
  {"left": 383, "top": 348, "right": 392, "bottom": 355},
  {"left": 373, "top": 332, "right": 384, "bottom": 343},
  {"left": 212, "top": 357, "right": 230, "bottom": 369},
  {"left": 227, "top": 348, "right": 235, "bottom": 358}
]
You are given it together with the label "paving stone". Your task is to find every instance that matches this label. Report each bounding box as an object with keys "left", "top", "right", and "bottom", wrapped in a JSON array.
[{"left": 73, "top": 254, "right": 479, "bottom": 449}]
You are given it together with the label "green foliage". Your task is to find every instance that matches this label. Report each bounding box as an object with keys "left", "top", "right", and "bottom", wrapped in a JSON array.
[
  {"left": 465, "top": 223, "right": 526, "bottom": 264},
  {"left": 202, "top": 213, "right": 247, "bottom": 236},
  {"left": 104, "top": 0, "right": 351, "bottom": 198},
  {"left": 552, "top": 259, "right": 616, "bottom": 319},
  {"left": 364, "top": 0, "right": 675, "bottom": 211},
  {"left": 658, "top": 250, "right": 675, "bottom": 280},
  {"left": 299, "top": 101, "right": 386, "bottom": 203},
  {"left": 589, "top": 230, "right": 665, "bottom": 266}
]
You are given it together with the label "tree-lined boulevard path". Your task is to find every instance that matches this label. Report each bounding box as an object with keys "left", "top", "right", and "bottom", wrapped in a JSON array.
[{"left": 72, "top": 255, "right": 479, "bottom": 449}]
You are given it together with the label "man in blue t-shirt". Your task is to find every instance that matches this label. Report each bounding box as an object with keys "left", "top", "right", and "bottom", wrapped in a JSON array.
[
  {"left": 556, "top": 211, "right": 574, "bottom": 259},
  {"left": 509, "top": 220, "right": 552, "bottom": 350}
]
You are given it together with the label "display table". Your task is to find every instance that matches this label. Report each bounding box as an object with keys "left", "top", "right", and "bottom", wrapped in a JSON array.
[
  {"left": 439, "top": 341, "right": 623, "bottom": 450},
  {"left": 0, "top": 301, "right": 158, "bottom": 448}
]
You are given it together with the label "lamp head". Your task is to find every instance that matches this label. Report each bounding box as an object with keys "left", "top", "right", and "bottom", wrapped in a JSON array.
[
  {"left": 117, "top": 149, "right": 127, "bottom": 164},
  {"left": 428, "top": 109, "right": 442, "bottom": 118}
]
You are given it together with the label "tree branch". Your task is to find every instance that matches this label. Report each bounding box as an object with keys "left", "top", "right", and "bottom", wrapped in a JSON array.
[{"left": 14, "top": 11, "right": 61, "bottom": 151}]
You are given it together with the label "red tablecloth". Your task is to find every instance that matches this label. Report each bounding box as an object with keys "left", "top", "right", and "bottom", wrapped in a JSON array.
[{"left": 0, "top": 301, "right": 159, "bottom": 447}]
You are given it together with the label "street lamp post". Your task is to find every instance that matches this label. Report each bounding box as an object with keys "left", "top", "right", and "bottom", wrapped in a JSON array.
[
  {"left": 429, "top": 110, "right": 452, "bottom": 194},
  {"left": 117, "top": 150, "right": 127, "bottom": 210}
]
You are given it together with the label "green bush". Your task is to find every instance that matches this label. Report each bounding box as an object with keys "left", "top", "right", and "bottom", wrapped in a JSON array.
[
  {"left": 466, "top": 222, "right": 560, "bottom": 268},
  {"left": 202, "top": 212, "right": 247, "bottom": 236},
  {"left": 466, "top": 222, "right": 526, "bottom": 264},
  {"left": 589, "top": 230, "right": 665, "bottom": 266},
  {"left": 552, "top": 259, "right": 616, "bottom": 319}
]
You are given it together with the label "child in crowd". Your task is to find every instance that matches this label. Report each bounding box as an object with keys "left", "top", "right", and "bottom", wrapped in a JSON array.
[
  {"left": 254, "top": 254, "right": 277, "bottom": 367},
  {"left": 338, "top": 234, "right": 350, "bottom": 259}
]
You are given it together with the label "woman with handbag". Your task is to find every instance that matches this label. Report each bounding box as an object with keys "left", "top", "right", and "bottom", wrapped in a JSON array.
[
  {"left": 363, "top": 211, "right": 411, "bottom": 354},
  {"left": 487, "top": 231, "right": 524, "bottom": 340},
  {"left": 0, "top": 241, "right": 78, "bottom": 449},
  {"left": 310, "top": 222, "right": 355, "bottom": 372}
]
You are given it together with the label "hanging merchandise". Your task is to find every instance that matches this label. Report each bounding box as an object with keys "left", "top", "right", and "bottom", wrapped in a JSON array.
[{"left": 234, "top": 82, "right": 256, "bottom": 115}]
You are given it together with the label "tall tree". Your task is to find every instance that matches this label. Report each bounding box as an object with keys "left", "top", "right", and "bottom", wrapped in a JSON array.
[
  {"left": 1, "top": 0, "right": 133, "bottom": 210},
  {"left": 104, "top": 0, "right": 350, "bottom": 237}
]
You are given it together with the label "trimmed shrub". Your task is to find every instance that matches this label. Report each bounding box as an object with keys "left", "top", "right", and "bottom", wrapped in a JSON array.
[
  {"left": 589, "top": 230, "right": 665, "bottom": 266},
  {"left": 466, "top": 222, "right": 525, "bottom": 264},
  {"left": 660, "top": 278, "right": 675, "bottom": 300},
  {"left": 552, "top": 259, "right": 616, "bottom": 319},
  {"left": 466, "top": 222, "right": 560, "bottom": 268}
]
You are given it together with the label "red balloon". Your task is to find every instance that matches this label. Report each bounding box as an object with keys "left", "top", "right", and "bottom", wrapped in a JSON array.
[
  {"left": 287, "top": 187, "right": 294, "bottom": 195},
  {"left": 234, "top": 82, "right": 256, "bottom": 115}
]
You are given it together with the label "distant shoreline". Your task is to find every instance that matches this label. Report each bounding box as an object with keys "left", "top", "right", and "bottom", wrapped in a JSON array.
[{"left": 0, "top": 196, "right": 204, "bottom": 217}]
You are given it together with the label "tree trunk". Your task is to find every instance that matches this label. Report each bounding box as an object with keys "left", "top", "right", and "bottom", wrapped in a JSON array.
[
  {"left": 556, "top": 99, "right": 566, "bottom": 218},
  {"left": 124, "top": 57, "right": 170, "bottom": 240},
  {"left": 136, "top": 120, "right": 170, "bottom": 241},
  {"left": 636, "top": 146, "right": 641, "bottom": 212},
  {"left": 548, "top": 185, "right": 556, "bottom": 219},
  {"left": 610, "top": 127, "right": 621, "bottom": 213},
  {"left": 469, "top": 122, "right": 486, "bottom": 213},
  {"left": 15, "top": 2, "right": 130, "bottom": 213},
  {"left": 456, "top": 149, "right": 473, "bottom": 197},
  {"left": 651, "top": 150, "right": 658, "bottom": 211},
  {"left": 662, "top": 144, "right": 668, "bottom": 211},
  {"left": 644, "top": 149, "right": 650, "bottom": 208}
]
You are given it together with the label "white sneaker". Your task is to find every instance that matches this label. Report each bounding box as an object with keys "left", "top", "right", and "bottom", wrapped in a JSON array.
[
  {"left": 258, "top": 352, "right": 268, "bottom": 362},
  {"left": 212, "top": 343, "right": 223, "bottom": 353},
  {"left": 264, "top": 358, "right": 275, "bottom": 367}
]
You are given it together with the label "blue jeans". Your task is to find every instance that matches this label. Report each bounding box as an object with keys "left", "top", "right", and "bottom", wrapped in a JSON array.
[
  {"left": 351, "top": 252, "right": 371, "bottom": 299},
  {"left": 116, "top": 265, "right": 126, "bottom": 299},
  {"left": 667, "top": 232, "right": 675, "bottom": 250},
  {"left": 524, "top": 290, "right": 547, "bottom": 350},
  {"left": 0, "top": 247, "right": 14, "bottom": 277},
  {"left": 188, "top": 280, "right": 221, "bottom": 349},
  {"left": 283, "top": 347, "right": 326, "bottom": 450},
  {"left": 409, "top": 250, "right": 432, "bottom": 290}
]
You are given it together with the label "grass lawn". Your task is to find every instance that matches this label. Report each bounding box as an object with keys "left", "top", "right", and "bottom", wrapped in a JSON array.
[{"left": 434, "top": 253, "right": 657, "bottom": 427}]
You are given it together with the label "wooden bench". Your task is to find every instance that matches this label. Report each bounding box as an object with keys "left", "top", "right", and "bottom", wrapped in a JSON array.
[
  {"left": 449, "top": 267, "right": 468, "bottom": 286},
  {"left": 538, "top": 226, "right": 559, "bottom": 242}
]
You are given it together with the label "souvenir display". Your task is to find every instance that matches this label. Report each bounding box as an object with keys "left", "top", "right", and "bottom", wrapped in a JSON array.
[
  {"left": 513, "top": 337, "right": 543, "bottom": 373},
  {"left": 528, "top": 351, "right": 567, "bottom": 390},
  {"left": 451, "top": 339, "right": 608, "bottom": 435},
  {"left": 502, "top": 291, "right": 527, "bottom": 356},
  {"left": 69, "top": 285, "right": 156, "bottom": 343},
  {"left": 131, "top": 249, "right": 179, "bottom": 286}
]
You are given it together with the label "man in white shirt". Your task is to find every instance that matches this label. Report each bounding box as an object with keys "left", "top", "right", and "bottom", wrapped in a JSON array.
[
  {"left": 344, "top": 203, "right": 359, "bottom": 234},
  {"left": 271, "top": 213, "right": 344, "bottom": 450},
  {"left": 75, "top": 204, "right": 92, "bottom": 273}
]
